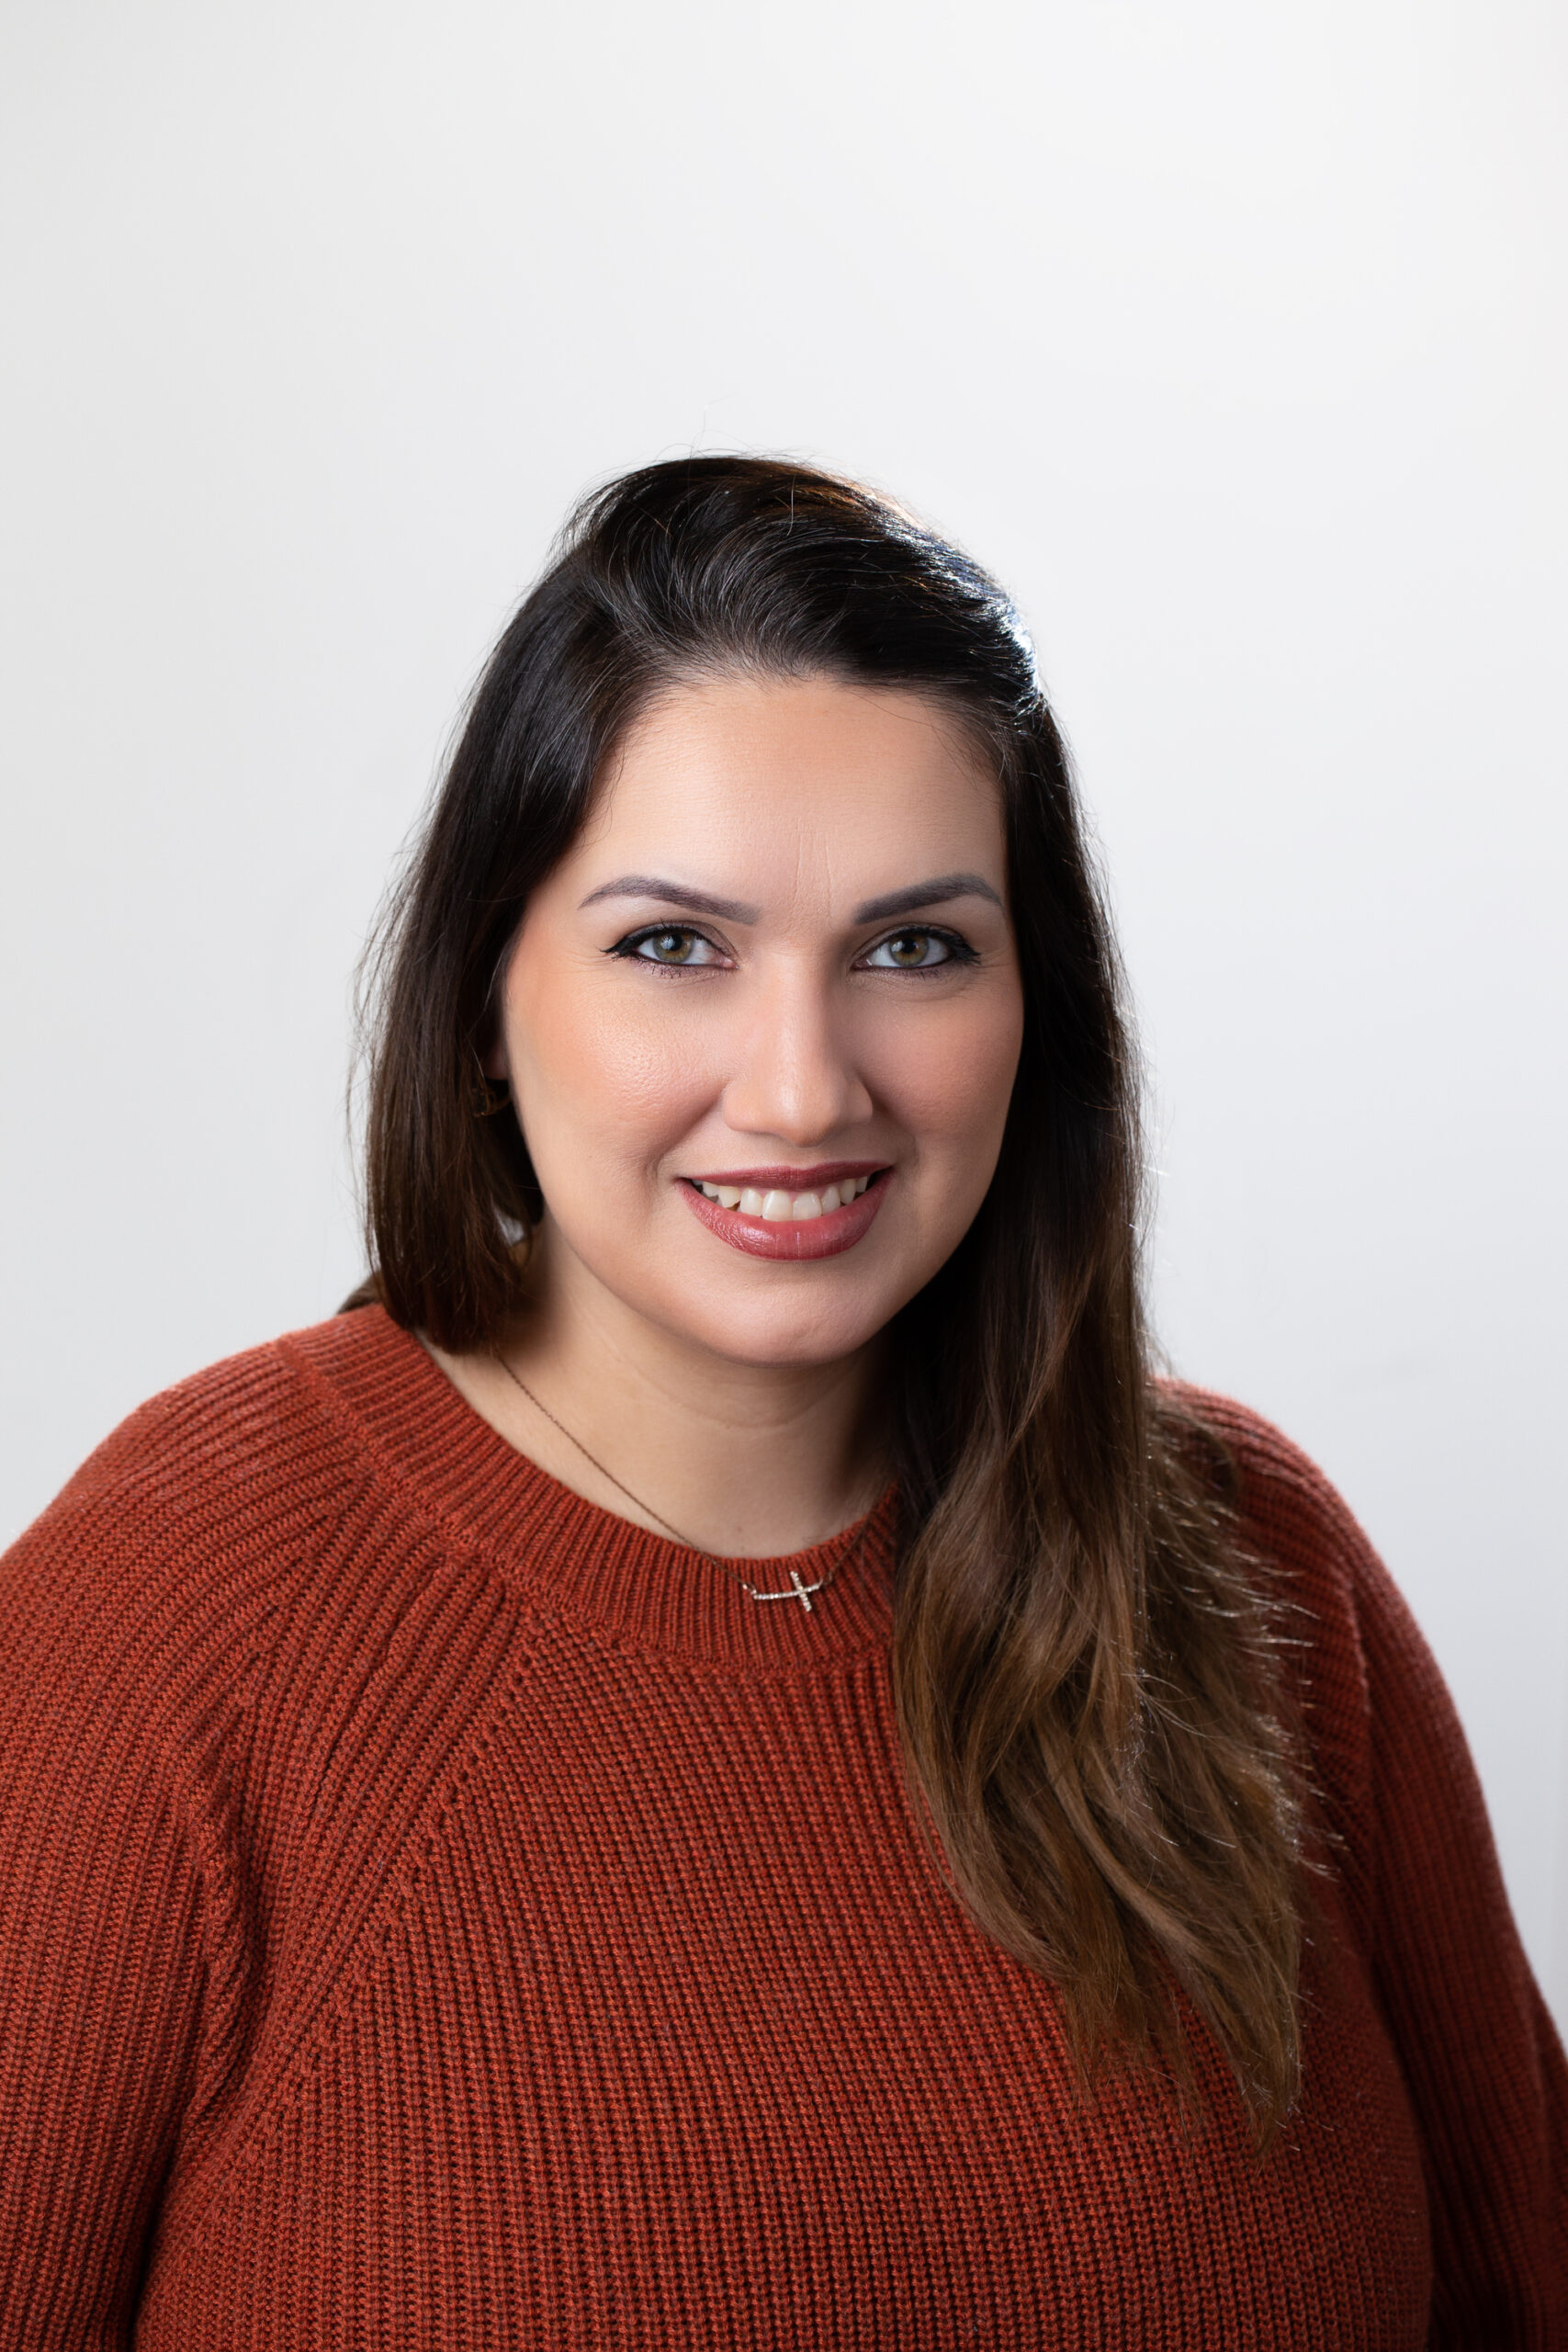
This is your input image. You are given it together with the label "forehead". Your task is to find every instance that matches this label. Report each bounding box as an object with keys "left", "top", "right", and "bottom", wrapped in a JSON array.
[{"left": 574, "top": 673, "right": 1006, "bottom": 894}]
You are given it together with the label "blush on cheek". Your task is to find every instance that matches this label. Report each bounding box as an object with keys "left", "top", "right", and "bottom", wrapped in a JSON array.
[
  {"left": 511, "top": 984, "right": 719, "bottom": 1198},
  {"left": 876, "top": 996, "right": 1024, "bottom": 1157}
]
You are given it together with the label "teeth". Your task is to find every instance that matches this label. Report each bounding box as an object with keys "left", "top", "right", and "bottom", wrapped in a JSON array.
[{"left": 698, "top": 1175, "right": 876, "bottom": 1221}]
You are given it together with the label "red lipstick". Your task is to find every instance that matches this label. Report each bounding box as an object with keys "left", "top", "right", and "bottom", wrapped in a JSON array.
[{"left": 679, "top": 1169, "right": 891, "bottom": 1261}]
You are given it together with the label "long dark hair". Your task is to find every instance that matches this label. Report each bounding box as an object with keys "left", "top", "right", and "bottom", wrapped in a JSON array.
[{"left": 355, "top": 456, "right": 1304, "bottom": 2139}]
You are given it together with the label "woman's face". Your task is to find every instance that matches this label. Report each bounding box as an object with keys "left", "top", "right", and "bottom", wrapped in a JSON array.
[{"left": 492, "top": 673, "right": 1025, "bottom": 1369}]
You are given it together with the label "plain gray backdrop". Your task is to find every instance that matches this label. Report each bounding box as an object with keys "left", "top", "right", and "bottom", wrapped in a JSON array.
[{"left": 4, "top": 0, "right": 1565, "bottom": 2017}]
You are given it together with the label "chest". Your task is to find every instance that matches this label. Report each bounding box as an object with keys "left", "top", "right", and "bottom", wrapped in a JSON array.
[{"left": 141, "top": 1646, "right": 1430, "bottom": 2348}]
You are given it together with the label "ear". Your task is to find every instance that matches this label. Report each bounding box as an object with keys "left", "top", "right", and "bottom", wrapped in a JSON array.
[
  {"left": 478, "top": 930, "right": 521, "bottom": 1081},
  {"left": 476, "top": 995, "right": 510, "bottom": 1080}
]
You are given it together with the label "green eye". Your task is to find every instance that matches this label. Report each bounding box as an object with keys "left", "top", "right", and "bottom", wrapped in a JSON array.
[{"left": 616, "top": 925, "right": 726, "bottom": 967}]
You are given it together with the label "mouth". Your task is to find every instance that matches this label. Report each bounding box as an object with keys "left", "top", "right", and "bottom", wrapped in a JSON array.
[{"left": 678, "top": 1163, "right": 892, "bottom": 1261}]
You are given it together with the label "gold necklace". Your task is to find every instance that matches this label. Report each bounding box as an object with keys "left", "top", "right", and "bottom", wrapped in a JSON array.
[{"left": 491, "top": 1355, "right": 866, "bottom": 1614}]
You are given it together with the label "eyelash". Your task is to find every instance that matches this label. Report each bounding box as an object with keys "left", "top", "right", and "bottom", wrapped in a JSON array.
[{"left": 605, "top": 923, "right": 980, "bottom": 975}]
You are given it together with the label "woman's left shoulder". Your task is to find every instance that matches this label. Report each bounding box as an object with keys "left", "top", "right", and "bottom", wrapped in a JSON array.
[
  {"left": 1158, "top": 1378, "right": 1395, "bottom": 1632},
  {"left": 1155, "top": 1380, "right": 1428, "bottom": 1834},
  {"left": 1159, "top": 1380, "right": 1369, "bottom": 1568}
]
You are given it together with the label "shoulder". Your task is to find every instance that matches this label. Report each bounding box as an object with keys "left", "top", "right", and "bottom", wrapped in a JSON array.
[
  {"left": 1157, "top": 1382, "right": 1419, "bottom": 1869},
  {"left": 0, "top": 1310, "right": 414, "bottom": 1736},
  {"left": 0, "top": 1306, "right": 512, "bottom": 1962},
  {"left": 1160, "top": 1380, "right": 1388, "bottom": 1639},
  {"left": 1161, "top": 1381, "right": 1371, "bottom": 1570}
]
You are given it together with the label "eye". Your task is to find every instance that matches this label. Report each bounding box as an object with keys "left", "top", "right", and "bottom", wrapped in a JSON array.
[
  {"left": 613, "top": 925, "right": 727, "bottom": 968},
  {"left": 860, "top": 927, "right": 973, "bottom": 972}
]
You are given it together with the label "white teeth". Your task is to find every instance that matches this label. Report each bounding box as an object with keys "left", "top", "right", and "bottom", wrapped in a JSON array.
[{"left": 698, "top": 1174, "right": 879, "bottom": 1220}]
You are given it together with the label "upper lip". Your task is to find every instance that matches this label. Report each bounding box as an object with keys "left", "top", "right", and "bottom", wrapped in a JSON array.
[{"left": 684, "top": 1160, "right": 888, "bottom": 1189}]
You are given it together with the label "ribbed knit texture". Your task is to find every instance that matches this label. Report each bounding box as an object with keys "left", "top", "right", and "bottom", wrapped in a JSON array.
[{"left": 1, "top": 1306, "right": 1562, "bottom": 2348}]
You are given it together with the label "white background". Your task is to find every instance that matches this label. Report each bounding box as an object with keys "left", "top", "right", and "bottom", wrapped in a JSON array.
[{"left": 3, "top": 3, "right": 1565, "bottom": 2012}]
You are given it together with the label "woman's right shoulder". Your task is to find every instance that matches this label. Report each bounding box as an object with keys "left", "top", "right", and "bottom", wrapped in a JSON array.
[{"left": 0, "top": 1309, "right": 400, "bottom": 1695}]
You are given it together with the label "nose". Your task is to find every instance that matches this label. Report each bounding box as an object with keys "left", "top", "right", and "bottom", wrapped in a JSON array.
[{"left": 719, "top": 960, "right": 874, "bottom": 1145}]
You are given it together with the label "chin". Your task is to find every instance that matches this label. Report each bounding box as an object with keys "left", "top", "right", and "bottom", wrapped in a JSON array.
[{"left": 658, "top": 1272, "right": 908, "bottom": 1371}]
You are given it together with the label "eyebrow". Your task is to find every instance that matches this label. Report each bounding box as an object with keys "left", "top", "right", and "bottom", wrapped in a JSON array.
[
  {"left": 852, "top": 872, "right": 1005, "bottom": 922},
  {"left": 577, "top": 868, "right": 1006, "bottom": 926},
  {"left": 578, "top": 876, "right": 763, "bottom": 922}
]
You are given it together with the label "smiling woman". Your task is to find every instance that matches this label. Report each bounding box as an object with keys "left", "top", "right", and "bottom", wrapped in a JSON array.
[{"left": 1, "top": 458, "right": 1563, "bottom": 2347}]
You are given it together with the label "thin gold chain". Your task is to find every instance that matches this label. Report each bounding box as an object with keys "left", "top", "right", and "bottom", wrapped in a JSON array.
[{"left": 491, "top": 1353, "right": 865, "bottom": 1610}]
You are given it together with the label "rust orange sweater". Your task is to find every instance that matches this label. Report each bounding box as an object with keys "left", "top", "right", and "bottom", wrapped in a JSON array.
[{"left": 1, "top": 1306, "right": 1563, "bottom": 2347}]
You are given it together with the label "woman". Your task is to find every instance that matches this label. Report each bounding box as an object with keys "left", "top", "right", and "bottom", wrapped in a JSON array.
[{"left": 1, "top": 457, "right": 1561, "bottom": 2348}]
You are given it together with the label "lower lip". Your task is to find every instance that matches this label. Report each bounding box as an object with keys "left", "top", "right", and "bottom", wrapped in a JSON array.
[{"left": 680, "top": 1175, "right": 890, "bottom": 1260}]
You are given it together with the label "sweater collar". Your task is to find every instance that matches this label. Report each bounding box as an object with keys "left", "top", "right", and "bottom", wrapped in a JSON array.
[{"left": 284, "top": 1307, "right": 897, "bottom": 1673}]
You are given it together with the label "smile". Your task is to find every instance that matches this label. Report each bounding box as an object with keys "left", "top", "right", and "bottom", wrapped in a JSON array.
[
  {"left": 679, "top": 1167, "right": 890, "bottom": 1261},
  {"left": 693, "top": 1174, "right": 875, "bottom": 1221}
]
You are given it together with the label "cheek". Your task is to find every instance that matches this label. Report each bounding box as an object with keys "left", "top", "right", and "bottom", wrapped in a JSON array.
[
  {"left": 868, "top": 988, "right": 1024, "bottom": 1158},
  {"left": 508, "top": 972, "right": 715, "bottom": 1166}
]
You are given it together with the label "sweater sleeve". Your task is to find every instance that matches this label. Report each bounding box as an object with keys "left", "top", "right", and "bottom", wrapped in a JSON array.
[
  {"left": 1349, "top": 1532, "right": 1568, "bottom": 2346},
  {"left": 0, "top": 1408, "right": 256, "bottom": 2350},
  {"left": 1199, "top": 1385, "right": 1568, "bottom": 2341}
]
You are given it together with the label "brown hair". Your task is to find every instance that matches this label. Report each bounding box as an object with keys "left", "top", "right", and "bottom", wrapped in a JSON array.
[{"left": 355, "top": 457, "right": 1304, "bottom": 2140}]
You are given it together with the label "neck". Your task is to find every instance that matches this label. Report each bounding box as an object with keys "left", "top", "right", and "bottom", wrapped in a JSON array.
[{"left": 428, "top": 1226, "right": 889, "bottom": 1558}]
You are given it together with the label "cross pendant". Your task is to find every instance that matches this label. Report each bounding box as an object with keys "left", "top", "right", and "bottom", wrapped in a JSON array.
[{"left": 747, "top": 1569, "right": 823, "bottom": 1612}]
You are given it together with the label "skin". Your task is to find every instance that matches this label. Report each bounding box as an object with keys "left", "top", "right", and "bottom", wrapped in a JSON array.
[{"left": 431, "top": 673, "right": 1025, "bottom": 1557}]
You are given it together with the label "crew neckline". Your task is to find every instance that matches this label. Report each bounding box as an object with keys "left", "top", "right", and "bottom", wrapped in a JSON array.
[{"left": 282, "top": 1306, "right": 898, "bottom": 1672}]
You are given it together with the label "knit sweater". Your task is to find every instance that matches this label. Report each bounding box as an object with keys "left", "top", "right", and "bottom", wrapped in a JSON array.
[{"left": 0, "top": 1309, "right": 1562, "bottom": 2349}]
